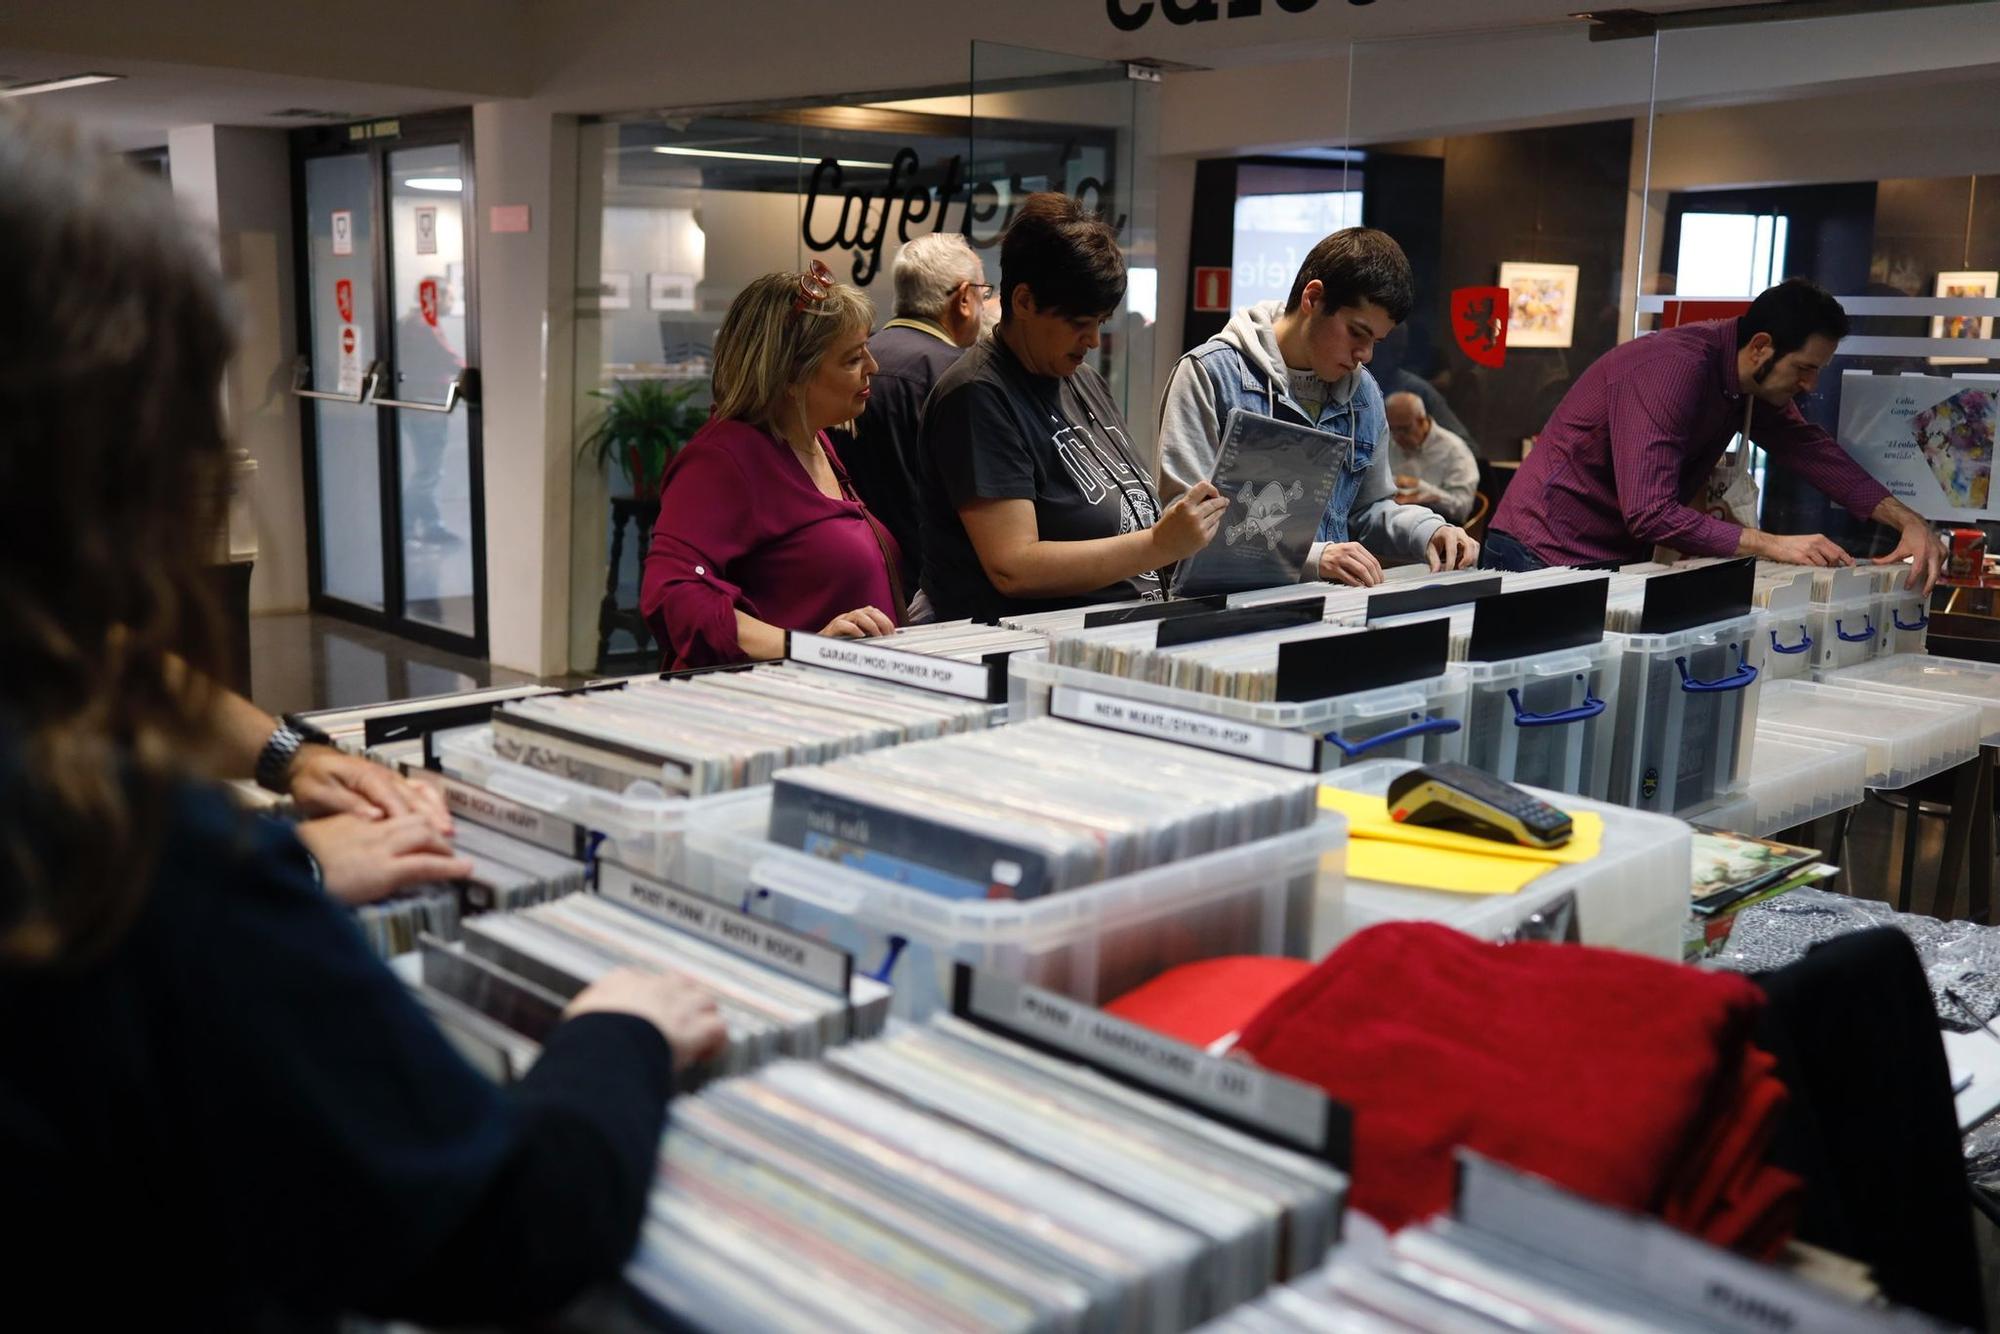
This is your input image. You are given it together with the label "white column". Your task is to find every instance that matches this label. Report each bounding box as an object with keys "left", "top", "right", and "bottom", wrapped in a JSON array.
[{"left": 472, "top": 100, "right": 579, "bottom": 676}]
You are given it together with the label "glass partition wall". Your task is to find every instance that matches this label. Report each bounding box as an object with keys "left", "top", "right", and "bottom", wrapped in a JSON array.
[
  {"left": 1330, "top": 5, "right": 2000, "bottom": 557},
  {"left": 568, "top": 46, "right": 1157, "bottom": 673}
]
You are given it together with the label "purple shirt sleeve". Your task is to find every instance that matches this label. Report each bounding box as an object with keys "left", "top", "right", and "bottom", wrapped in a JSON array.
[
  {"left": 641, "top": 443, "right": 759, "bottom": 666},
  {"left": 1749, "top": 400, "right": 1891, "bottom": 522},
  {"left": 1605, "top": 373, "right": 1745, "bottom": 559}
]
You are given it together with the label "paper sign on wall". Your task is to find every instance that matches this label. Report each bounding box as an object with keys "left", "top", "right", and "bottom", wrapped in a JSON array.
[
  {"left": 415, "top": 205, "right": 438, "bottom": 255},
  {"left": 331, "top": 209, "right": 353, "bottom": 256},
  {"left": 337, "top": 325, "right": 363, "bottom": 396},
  {"left": 1838, "top": 370, "right": 2000, "bottom": 522},
  {"left": 489, "top": 204, "right": 531, "bottom": 234}
]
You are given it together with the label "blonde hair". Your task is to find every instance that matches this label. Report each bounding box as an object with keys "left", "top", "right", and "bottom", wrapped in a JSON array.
[{"left": 710, "top": 269, "right": 874, "bottom": 430}]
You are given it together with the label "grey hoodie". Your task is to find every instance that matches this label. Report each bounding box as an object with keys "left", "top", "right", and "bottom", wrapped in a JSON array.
[{"left": 1157, "top": 300, "right": 1445, "bottom": 574}]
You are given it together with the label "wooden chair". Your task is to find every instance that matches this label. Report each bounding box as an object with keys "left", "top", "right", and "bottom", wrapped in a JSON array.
[{"left": 1464, "top": 490, "right": 1491, "bottom": 542}]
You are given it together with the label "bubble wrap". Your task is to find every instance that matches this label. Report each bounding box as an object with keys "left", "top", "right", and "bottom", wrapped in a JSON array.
[{"left": 1711, "top": 887, "right": 2000, "bottom": 1033}]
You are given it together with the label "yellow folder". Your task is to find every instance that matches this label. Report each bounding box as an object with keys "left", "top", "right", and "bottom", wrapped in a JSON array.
[{"left": 1318, "top": 786, "right": 1605, "bottom": 896}]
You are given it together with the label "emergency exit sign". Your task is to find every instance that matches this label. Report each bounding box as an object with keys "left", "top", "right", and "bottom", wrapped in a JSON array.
[{"left": 1193, "top": 266, "right": 1231, "bottom": 313}]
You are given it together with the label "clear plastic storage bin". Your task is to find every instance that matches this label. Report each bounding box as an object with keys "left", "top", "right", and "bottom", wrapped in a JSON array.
[
  {"left": 1007, "top": 650, "right": 1471, "bottom": 771},
  {"left": 1732, "top": 731, "right": 1869, "bottom": 837},
  {"left": 1316, "top": 761, "right": 1692, "bottom": 960},
  {"left": 1878, "top": 584, "right": 1931, "bottom": 656},
  {"left": 1758, "top": 578, "right": 1816, "bottom": 682},
  {"left": 1820, "top": 653, "right": 2000, "bottom": 741},
  {"left": 1459, "top": 640, "right": 1622, "bottom": 799},
  {"left": 435, "top": 728, "right": 766, "bottom": 894},
  {"left": 687, "top": 793, "right": 1346, "bottom": 1020},
  {"left": 1806, "top": 570, "right": 1884, "bottom": 675},
  {"left": 1755, "top": 679, "right": 1981, "bottom": 789},
  {"left": 1603, "top": 612, "right": 1767, "bottom": 819}
]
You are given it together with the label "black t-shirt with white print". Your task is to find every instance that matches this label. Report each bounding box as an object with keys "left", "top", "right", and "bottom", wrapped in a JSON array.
[{"left": 917, "top": 333, "right": 1162, "bottom": 621}]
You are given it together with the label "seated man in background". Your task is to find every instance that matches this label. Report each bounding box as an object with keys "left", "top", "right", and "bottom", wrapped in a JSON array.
[
  {"left": 837, "top": 232, "right": 993, "bottom": 599},
  {"left": 1385, "top": 390, "right": 1479, "bottom": 526},
  {"left": 1157, "top": 227, "right": 1479, "bottom": 587}
]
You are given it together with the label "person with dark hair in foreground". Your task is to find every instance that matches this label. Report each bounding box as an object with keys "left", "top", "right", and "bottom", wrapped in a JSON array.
[
  {"left": 0, "top": 107, "right": 725, "bottom": 1330},
  {"left": 1159, "top": 226, "right": 1480, "bottom": 587},
  {"left": 918, "top": 191, "right": 1227, "bottom": 619},
  {"left": 1485, "top": 278, "right": 1944, "bottom": 589}
]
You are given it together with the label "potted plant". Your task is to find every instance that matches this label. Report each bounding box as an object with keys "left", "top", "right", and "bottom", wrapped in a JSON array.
[{"left": 578, "top": 378, "right": 709, "bottom": 502}]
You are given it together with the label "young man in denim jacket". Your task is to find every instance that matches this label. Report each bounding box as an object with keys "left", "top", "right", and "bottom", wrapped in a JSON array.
[{"left": 1158, "top": 228, "right": 1479, "bottom": 585}]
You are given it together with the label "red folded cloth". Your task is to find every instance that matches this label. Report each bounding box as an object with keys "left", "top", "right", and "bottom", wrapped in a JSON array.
[
  {"left": 1102, "top": 956, "right": 1314, "bottom": 1048},
  {"left": 1230, "top": 922, "right": 1801, "bottom": 1252}
]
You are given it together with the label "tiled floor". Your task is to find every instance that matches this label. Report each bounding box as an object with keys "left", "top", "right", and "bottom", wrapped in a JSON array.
[{"left": 247, "top": 612, "right": 566, "bottom": 718}]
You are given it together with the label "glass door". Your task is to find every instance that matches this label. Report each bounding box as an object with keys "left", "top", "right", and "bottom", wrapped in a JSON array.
[{"left": 294, "top": 114, "right": 486, "bottom": 654}]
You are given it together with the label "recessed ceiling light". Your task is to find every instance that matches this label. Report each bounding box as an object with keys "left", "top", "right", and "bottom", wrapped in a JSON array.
[
  {"left": 0, "top": 73, "right": 123, "bottom": 99},
  {"left": 404, "top": 177, "right": 463, "bottom": 192},
  {"left": 652, "top": 145, "right": 894, "bottom": 170}
]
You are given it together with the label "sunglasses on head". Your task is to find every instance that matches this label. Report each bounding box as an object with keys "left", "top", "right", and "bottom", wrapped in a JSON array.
[{"left": 793, "top": 259, "right": 834, "bottom": 316}]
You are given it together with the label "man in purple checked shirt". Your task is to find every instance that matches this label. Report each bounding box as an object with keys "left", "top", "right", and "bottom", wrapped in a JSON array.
[{"left": 1485, "top": 280, "right": 1944, "bottom": 593}]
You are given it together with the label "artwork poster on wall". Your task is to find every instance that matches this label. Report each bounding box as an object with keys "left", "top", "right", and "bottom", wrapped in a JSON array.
[
  {"left": 1837, "top": 369, "right": 1999, "bottom": 522},
  {"left": 1931, "top": 270, "right": 1998, "bottom": 367},
  {"left": 1497, "top": 261, "right": 1580, "bottom": 350}
]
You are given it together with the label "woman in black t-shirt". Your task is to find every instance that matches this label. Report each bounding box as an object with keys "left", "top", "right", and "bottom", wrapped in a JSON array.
[{"left": 918, "top": 193, "right": 1226, "bottom": 620}]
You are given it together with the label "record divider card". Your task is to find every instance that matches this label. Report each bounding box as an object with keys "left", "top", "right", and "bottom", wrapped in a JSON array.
[
  {"left": 1047, "top": 683, "right": 1323, "bottom": 771},
  {"left": 409, "top": 769, "right": 588, "bottom": 860},
  {"left": 1452, "top": 1150, "right": 1912, "bottom": 1334},
  {"left": 786, "top": 630, "right": 1007, "bottom": 703},
  {"left": 951, "top": 964, "right": 1352, "bottom": 1171},
  {"left": 596, "top": 860, "right": 857, "bottom": 1010}
]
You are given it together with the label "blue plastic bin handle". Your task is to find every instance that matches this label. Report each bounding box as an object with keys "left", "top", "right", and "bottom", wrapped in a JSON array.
[
  {"left": 1505, "top": 687, "right": 1606, "bottom": 727},
  {"left": 1894, "top": 608, "right": 1930, "bottom": 632},
  {"left": 1768, "top": 627, "right": 1813, "bottom": 655},
  {"left": 1323, "top": 716, "right": 1462, "bottom": 758},
  {"left": 864, "top": 934, "right": 909, "bottom": 984},
  {"left": 1675, "top": 652, "right": 1759, "bottom": 694},
  {"left": 1835, "top": 616, "right": 1875, "bottom": 643}
]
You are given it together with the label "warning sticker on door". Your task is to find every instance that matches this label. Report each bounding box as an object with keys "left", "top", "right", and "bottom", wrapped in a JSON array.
[
  {"left": 415, "top": 205, "right": 438, "bottom": 255},
  {"left": 337, "top": 324, "right": 363, "bottom": 397},
  {"left": 419, "top": 278, "right": 439, "bottom": 328},
  {"left": 335, "top": 278, "right": 354, "bottom": 325},
  {"left": 331, "top": 209, "right": 354, "bottom": 257}
]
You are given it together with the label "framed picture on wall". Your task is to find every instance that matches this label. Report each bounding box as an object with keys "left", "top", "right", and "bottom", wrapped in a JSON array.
[
  {"left": 649, "top": 272, "right": 698, "bottom": 312},
  {"left": 597, "top": 271, "right": 633, "bottom": 311},
  {"left": 1930, "top": 270, "right": 1997, "bottom": 366},
  {"left": 1498, "top": 261, "right": 1580, "bottom": 349}
]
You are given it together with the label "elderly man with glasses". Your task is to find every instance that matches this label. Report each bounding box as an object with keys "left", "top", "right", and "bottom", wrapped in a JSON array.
[{"left": 836, "top": 233, "right": 996, "bottom": 600}]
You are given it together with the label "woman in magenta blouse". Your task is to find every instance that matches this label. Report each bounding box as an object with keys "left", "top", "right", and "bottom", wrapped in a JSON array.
[{"left": 642, "top": 262, "right": 904, "bottom": 668}]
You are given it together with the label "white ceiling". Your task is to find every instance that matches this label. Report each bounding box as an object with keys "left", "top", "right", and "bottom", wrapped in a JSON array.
[{"left": 0, "top": 0, "right": 1968, "bottom": 151}]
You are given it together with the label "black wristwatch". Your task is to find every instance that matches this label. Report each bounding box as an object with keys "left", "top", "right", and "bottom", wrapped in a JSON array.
[{"left": 255, "top": 714, "right": 335, "bottom": 794}]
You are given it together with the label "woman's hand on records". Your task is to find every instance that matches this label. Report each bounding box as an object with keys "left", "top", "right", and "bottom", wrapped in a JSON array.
[
  {"left": 565, "top": 968, "right": 728, "bottom": 1071},
  {"left": 1151, "top": 480, "right": 1228, "bottom": 563},
  {"left": 289, "top": 744, "right": 454, "bottom": 836},
  {"left": 295, "top": 813, "right": 474, "bottom": 907},
  {"left": 1318, "top": 541, "right": 1384, "bottom": 587},
  {"left": 819, "top": 606, "right": 898, "bottom": 638},
  {"left": 1427, "top": 525, "right": 1481, "bottom": 572}
]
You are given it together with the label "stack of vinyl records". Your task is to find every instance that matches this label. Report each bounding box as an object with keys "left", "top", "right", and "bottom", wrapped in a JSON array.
[
  {"left": 1207, "top": 1152, "right": 1912, "bottom": 1333},
  {"left": 628, "top": 1014, "right": 1348, "bottom": 1332},
  {"left": 416, "top": 890, "right": 890, "bottom": 1087},
  {"left": 294, "top": 683, "right": 557, "bottom": 755},
  {"left": 348, "top": 817, "right": 585, "bottom": 959},
  {"left": 488, "top": 665, "right": 993, "bottom": 797},
  {"left": 1046, "top": 618, "right": 1371, "bottom": 702},
  {"left": 863, "top": 619, "right": 1049, "bottom": 661},
  {"left": 767, "top": 718, "right": 1320, "bottom": 900}
]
